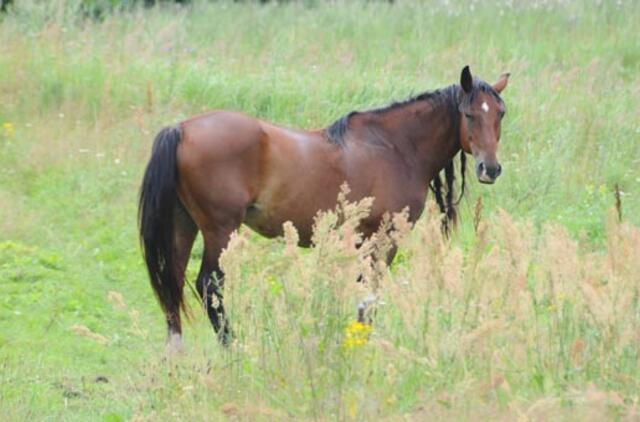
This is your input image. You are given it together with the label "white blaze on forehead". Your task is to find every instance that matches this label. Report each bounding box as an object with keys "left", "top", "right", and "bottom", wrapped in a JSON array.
[{"left": 481, "top": 101, "right": 490, "bottom": 113}]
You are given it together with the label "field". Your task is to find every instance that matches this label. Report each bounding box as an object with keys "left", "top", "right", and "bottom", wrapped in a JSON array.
[{"left": 1, "top": 0, "right": 639, "bottom": 420}]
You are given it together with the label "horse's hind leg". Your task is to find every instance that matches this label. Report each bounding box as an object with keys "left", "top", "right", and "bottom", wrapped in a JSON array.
[
  {"left": 166, "top": 203, "right": 198, "bottom": 352},
  {"left": 196, "top": 222, "right": 242, "bottom": 346},
  {"left": 357, "top": 244, "right": 398, "bottom": 324}
]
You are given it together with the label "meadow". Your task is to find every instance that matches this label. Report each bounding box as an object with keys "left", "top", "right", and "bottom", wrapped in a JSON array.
[{"left": 0, "top": 0, "right": 639, "bottom": 420}]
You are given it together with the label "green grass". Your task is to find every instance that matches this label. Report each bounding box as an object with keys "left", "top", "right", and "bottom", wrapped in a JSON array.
[{"left": 1, "top": 0, "right": 639, "bottom": 420}]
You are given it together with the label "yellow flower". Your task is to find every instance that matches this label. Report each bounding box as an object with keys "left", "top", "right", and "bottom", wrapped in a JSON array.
[
  {"left": 598, "top": 184, "right": 607, "bottom": 195},
  {"left": 386, "top": 394, "right": 397, "bottom": 405},
  {"left": 2, "top": 122, "right": 14, "bottom": 138},
  {"left": 585, "top": 184, "right": 594, "bottom": 197},
  {"left": 343, "top": 321, "right": 372, "bottom": 349},
  {"left": 266, "top": 274, "right": 282, "bottom": 295},
  {"left": 347, "top": 400, "right": 358, "bottom": 419}
]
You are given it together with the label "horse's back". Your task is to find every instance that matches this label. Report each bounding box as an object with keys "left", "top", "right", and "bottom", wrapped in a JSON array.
[
  {"left": 175, "top": 109, "right": 423, "bottom": 245},
  {"left": 179, "top": 111, "right": 266, "bottom": 157},
  {"left": 179, "top": 110, "right": 325, "bottom": 161},
  {"left": 175, "top": 111, "right": 342, "bottom": 241}
]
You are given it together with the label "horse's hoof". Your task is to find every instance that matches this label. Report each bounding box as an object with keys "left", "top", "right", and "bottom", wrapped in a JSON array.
[
  {"left": 357, "top": 293, "right": 378, "bottom": 324},
  {"left": 166, "top": 332, "right": 185, "bottom": 355},
  {"left": 218, "top": 327, "right": 234, "bottom": 347}
]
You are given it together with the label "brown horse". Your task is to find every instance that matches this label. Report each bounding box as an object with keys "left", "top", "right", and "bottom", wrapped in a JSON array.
[{"left": 139, "top": 65, "right": 509, "bottom": 348}]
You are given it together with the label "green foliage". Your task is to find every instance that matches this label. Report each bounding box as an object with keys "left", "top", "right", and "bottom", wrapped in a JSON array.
[
  {"left": 0, "top": 0, "right": 639, "bottom": 419},
  {"left": 0, "top": 241, "right": 63, "bottom": 282}
]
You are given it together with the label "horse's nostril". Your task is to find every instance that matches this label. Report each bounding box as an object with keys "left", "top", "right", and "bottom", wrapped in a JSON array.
[
  {"left": 485, "top": 164, "right": 501, "bottom": 179},
  {"left": 478, "top": 162, "right": 485, "bottom": 173}
]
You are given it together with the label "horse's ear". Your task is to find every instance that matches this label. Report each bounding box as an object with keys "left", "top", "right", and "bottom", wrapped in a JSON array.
[
  {"left": 492, "top": 72, "right": 510, "bottom": 93},
  {"left": 460, "top": 65, "right": 473, "bottom": 94}
]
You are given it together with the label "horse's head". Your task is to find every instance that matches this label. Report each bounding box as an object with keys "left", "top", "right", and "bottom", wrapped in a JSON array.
[{"left": 458, "top": 66, "right": 509, "bottom": 184}]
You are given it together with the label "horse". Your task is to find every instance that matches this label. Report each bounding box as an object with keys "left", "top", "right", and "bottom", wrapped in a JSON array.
[{"left": 139, "top": 65, "right": 509, "bottom": 349}]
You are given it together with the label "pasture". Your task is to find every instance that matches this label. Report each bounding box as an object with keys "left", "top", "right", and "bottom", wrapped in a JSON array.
[{"left": 1, "top": 0, "right": 639, "bottom": 420}]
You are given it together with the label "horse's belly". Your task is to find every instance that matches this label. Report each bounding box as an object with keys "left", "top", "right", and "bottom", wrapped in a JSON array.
[
  {"left": 243, "top": 204, "right": 281, "bottom": 237},
  {"left": 243, "top": 182, "right": 426, "bottom": 248},
  {"left": 243, "top": 203, "right": 316, "bottom": 247},
  {"left": 242, "top": 193, "right": 349, "bottom": 249}
]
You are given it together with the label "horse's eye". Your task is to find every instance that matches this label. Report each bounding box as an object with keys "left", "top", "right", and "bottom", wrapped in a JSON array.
[
  {"left": 465, "top": 113, "right": 474, "bottom": 120},
  {"left": 499, "top": 110, "right": 506, "bottom": 119}
]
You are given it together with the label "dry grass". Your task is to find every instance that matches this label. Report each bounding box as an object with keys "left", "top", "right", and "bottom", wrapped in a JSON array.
[{"left": 126, "top": 189, "right": 638, "bottom": 419}]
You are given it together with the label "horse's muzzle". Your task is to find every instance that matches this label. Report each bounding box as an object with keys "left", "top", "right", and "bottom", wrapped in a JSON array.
[{"left": 477, "top": 161, "right": 502, "bottom": 184}]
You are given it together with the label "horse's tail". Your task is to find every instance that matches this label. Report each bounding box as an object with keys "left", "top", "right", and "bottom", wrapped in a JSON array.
[{"left": 138, "top": 126, "right": 185, "bottom": 320}]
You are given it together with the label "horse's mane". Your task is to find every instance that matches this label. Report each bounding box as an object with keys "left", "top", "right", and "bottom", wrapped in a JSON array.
[
  {"left": 430, "top": 153, "right": 466, "bottom": 234},
  {"left": 324, "top": 84, "right": 460, "bottom": 146},
  {"left": 323, "top": 80, "right": 500, "bottom": 232}
]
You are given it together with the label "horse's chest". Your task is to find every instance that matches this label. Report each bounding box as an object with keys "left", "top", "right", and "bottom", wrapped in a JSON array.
[{"left": 361, "top": 190, "right": 427, "bottom": 233}]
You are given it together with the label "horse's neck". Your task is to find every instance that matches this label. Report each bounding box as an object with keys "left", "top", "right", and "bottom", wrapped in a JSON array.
[{"left": 382, "top": 100, "right": 461, "bottom": 182}]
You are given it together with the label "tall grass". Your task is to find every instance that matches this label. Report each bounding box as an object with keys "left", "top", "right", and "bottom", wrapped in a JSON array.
[{"left": 0, "top": 0, "right": 639, "bottom": 419}]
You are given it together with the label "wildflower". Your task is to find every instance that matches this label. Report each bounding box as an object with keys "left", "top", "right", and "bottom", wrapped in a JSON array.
[
  {"left": 343, "top": 320, "right": 372, "bottom": 349},
  {"left": 267, "top": 274, "right": 282, "bottom": 295},
  {"left": 585, "top": 184, "right": 594, "bottom": 197},
  {"left": 2, "top": 122, "right": 14, "bottom": 138}
]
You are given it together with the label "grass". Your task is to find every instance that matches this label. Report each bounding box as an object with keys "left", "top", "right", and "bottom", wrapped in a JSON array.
[{"left": 0, "top": 0, "right": 639, "bottom": 420}]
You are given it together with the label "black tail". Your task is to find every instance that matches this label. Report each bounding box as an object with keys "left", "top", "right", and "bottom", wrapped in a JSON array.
[{"left": 139, "top": 126, "right": 184, "bottom": 320}]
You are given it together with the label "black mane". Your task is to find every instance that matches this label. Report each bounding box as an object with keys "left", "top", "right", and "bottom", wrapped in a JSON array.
[
  {"left": 324, "top": 84, "right": 460, "bottom": 146},
  {"left": 325, "top": 111, "right": 357, "bottom": 147},
  {"left": 323, "top": 78, "right": 502, "bottom": 233},
  {"left": 460, "top": 79, "right": 504, "bottom": 108},
  {"left": 324, "top": 79, "right": 501, "bottom": 146}
]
